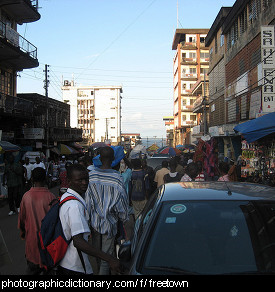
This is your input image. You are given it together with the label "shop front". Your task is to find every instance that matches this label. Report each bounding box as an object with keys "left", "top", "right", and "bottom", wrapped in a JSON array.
[{"left": 234, "top": 112, "right": 275, "bottom": 186}]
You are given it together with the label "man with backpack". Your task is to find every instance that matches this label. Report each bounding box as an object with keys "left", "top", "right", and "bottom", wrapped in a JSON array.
[
  {"left": 130, "top": 159, "right": 150, "bottom": 219},
  {"left": 18, "top": 167, "right": 55, "bottom": 275},
  {"left": 58, "top": 163, "right": 121, "bottom": 275}
]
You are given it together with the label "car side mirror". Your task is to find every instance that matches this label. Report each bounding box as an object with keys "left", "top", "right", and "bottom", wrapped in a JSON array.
[{"left": 118, "top": 241, "right": 131, "bottom": 262}]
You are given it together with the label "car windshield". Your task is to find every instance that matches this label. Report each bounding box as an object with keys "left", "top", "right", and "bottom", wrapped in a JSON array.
[{"left": 140, "top": 200, "right": 275, "bottom": 275}]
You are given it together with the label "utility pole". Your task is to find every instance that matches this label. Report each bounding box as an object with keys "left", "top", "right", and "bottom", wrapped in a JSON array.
[
  {"left": 105, "top": 118, "right": 109, "bottom": 141},
  {"left": 44, "top": 64, "right": 50, "bottom": 158}
]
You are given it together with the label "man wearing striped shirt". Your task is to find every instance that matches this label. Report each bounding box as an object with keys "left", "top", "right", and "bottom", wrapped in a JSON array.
[{"left": 85, "top": 147, "right": 129, "bottom": 275}]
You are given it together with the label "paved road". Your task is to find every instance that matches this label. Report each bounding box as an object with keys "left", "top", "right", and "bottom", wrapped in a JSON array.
[{"left": 0, "top": 185, "right": 60, "bottom": 275}]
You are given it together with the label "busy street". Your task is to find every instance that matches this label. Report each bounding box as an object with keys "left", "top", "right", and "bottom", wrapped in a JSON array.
[{"left": 0, "top": 0, "right": 275, "bottom": 280}]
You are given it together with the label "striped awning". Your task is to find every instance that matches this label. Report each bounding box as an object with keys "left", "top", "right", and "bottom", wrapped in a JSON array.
[{"left": 0, "top": 141, "right": 21, "bottom": 153}]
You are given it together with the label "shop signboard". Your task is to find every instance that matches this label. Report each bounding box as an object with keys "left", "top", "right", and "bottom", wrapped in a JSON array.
[
  {"left": 23, "top": 128, "right": 44, "bottom": 140},
  {"left": 249, "top": 90, "right": 261, "bottom": 119},
  {"left": 261, "top": 25, "right": 275, "bottom": 112}
]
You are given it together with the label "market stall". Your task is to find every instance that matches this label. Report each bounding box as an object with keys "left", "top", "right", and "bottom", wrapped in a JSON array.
[{"left": 234, "top": 112, "right": 275, "bottom": 185}]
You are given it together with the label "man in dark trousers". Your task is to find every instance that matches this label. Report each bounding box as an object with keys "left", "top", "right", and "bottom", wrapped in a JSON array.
[
  {"left": 3, "top": 155, "right": 24, "bottom": 215},
  {"left": 18, "top": 167, "right": 55, "bottom": 275}
]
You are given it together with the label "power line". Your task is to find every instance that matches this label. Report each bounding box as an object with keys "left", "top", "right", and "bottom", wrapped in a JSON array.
[{"left": 74, "top": 0, "right": 158, "bottom": 81}]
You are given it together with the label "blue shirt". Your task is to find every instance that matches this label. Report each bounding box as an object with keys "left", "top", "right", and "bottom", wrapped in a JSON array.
[{"left": 85, "top": 168, "right": 129, "bottom": 238}]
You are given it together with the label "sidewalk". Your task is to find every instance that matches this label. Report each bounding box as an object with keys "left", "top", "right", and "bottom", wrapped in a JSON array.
[{"left": 0, "top": 185, "right": 60, "bottom": 275}]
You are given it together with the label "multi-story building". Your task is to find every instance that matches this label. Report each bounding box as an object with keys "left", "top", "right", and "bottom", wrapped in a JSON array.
[
  {"left": 204, "top": 0, "right": 274, "bottom": 161},
  {"left": 62, "top": 81, "right": 122, "bottom": 146},
  {"left": 206, "top": 7, "right": 232, "bottom": 133},
  {"left": 163, "top": 116, "right": 174, "bottom": 146},
  {"left": 17, "top": 93, "right": 82, "bottom": 155},
  {"left": 0, "top": 0, "right": 40, "bottom": 142},
  {"left": 223, "top": 0, "right": 275, "bottom": 125},
  {"left": 172, "top": 29, "right": 209, "bottom": 146}
]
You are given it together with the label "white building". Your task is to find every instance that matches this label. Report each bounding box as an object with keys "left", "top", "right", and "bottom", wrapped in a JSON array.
[{"left": 62, "top": 81, "right": 122, "bottom": 146}]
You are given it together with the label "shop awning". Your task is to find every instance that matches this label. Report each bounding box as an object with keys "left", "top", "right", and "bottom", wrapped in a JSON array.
[
  {"left": 60, "top": 144, "right": 79, "bottom": 155},
  {"left": 234, "top": 112, "right": 275, "bottom": 143},
  {"left": 0, "top": 141, "right": 21, "bottom": 153}
]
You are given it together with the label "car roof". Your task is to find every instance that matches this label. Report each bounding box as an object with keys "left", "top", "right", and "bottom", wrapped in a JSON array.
[{"left": 160, "top": 182, "right": 275, "bottom": 201}]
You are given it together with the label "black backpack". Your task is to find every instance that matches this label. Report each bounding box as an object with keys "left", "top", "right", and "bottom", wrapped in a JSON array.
[{"left": 37, "top": 196, "right": 86, "bottom": 273}]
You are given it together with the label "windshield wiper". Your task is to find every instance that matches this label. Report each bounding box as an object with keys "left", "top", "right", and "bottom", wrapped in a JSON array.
[{"left": 146, "top": 266, "right": 199, "bottom": 275}]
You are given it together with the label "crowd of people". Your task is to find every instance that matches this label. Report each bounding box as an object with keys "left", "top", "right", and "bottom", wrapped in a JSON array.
[{"left": 1, "top": 146, "right": 239, "bottom": 276}]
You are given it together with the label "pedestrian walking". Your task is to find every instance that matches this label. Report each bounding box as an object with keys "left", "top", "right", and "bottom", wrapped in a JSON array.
[
  {"left": 18, "top": 167, "right": 55, "bottom": 275},
  {"left": 58, "top": 156, "right": 67, "bottom": 173},
  {"left": 164, "top": 158, "right": 182, "bottom": 183},
  {"left": 32, "top": 157, "right": 45, "bottom": 170},
  {"left": 23, "top": 157, "right": 34, "bottom": 192},
  {"left": 141, "top": 159, "right": 155, "bottom": 197},
  {"left": 180, "top": 162, "right": 199, "bottom": 182},
  {"left": 3, "top": 155, "right": 24, "bottom": 215},
  {"left": 130, "top": 159, "right": 150, "bottom": 219},
  {"left": 58, "top": 163, "right": 121, "bottom": 275},
  {"left": 154, "top": 160, "right": 169, "bottom": 187},
  {"left": 85, "top": 146, "right": 128, "bottom": 275}
]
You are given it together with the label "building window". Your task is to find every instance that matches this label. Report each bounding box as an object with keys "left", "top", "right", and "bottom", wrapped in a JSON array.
[
  {"left": 0, "top": 70, "right": 12, "bottom": 96},
  {"left": 248, "top": 0, "right": 261, "bottom": 25},
  {"left": 190, "top": 114, "right": 197, "bottom": 121},
  {"left": 190, "top": 52, "right": 196, "bottom": 59},
  {"left": 240, "top": 7, "right": 247, "bottom": 34},
  {"left": 220, "top": 34, "right": 224, "bottom": 47},
  {"left": 201, "top": 52, "right": 209, "bottom": 59}
]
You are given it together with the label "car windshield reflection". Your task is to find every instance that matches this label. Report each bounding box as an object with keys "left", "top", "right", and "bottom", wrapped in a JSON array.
[{"left": 139, "top": 200, "right": 275, "bottom": 275}]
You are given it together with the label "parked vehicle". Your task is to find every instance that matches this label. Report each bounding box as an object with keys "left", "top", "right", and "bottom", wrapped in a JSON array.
[
  {"left": 119, "top": 182, "right": 275, "bottom": 275},
  {"left": 146, "top": 156, "right": 169, "bottom": 172}
]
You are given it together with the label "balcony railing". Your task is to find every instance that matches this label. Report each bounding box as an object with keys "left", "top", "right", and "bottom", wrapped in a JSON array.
[
  {"left": 181, "top": 58, "right": 198, "bottom": 65},
  {"left": 182, "top": 120, "right": 197, "bottom": 127},
  {"left": 180, "top": 41, "right": 197, "bottom": 49},
  {"left": 0, "top": 20, "right": 37, "bottom": 59},
  {"left": 0, "top": 94, "right": 33, "bottom": 116}
]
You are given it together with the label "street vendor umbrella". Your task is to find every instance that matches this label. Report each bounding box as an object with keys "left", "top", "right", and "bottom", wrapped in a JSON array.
[
  {"left": 60, "top": 144, "right": 79, "bottom": 155},
  {"left": 158, "top": 146, "right": 181, "bottom": 156},
  {"left": 129, "top": 144, "right": 147, "bottom": 159},
  {"left": 93, "top": 146, "right": 125, "bottom": 168},
  {"left": 234, "top": 112, "right": 275, "bottom": 143},
  {"left": 147, "top": 144, "right": 159, "bottom": 151},
  {"left": 0, "top": 141, "right": 20, "bottom": 154}
]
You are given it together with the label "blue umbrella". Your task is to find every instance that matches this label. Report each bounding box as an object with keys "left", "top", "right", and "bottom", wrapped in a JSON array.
[{"left": 93, "top": 146, "right": 125, "bottom": 168}]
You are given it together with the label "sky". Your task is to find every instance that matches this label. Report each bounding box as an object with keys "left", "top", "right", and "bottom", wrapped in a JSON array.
[{"left": 17, "top": 0, "right": 236, "bottom": 140}]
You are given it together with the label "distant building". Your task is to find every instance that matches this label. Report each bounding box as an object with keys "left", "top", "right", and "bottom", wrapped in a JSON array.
[
  {"left": 172, "top": 28, "right": 209, "bottom": 146},
  {"left": 121, "top": 133, "right": 141, "bottom": 149},
  {"left": 163, "top": 116, "right": 174, "bottom": 146},
  {"left": 62, "top": 81, "right": 122, "bottom": 146}
]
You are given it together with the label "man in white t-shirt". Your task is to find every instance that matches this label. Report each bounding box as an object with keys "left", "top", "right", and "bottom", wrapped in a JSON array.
[
  {"left": 33, "top": 157, "right": 45, "bottom": 170},
  {"left": 58, "top": 164, "right": 121, "bottom": 275},
  {"left": 23, "top": 157, "right": 34, "bottom": 192}
]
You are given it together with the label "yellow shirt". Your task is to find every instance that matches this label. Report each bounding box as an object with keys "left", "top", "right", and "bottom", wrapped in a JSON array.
[{"left": 154, "top": 168, "right": 170, "bottom": 187}]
